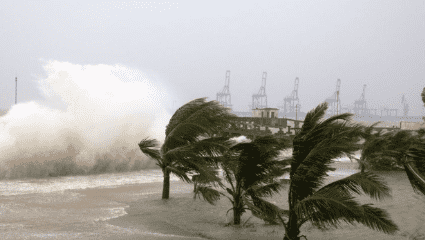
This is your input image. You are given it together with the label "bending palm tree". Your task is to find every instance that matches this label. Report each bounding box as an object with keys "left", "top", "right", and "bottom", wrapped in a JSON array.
[
  {"left": 194, "top": 135, "right": 291, "bottom": 225},
  {"left": 138, "top": 98, "right": 237, "bottom": 199},
  {"left": 358, "top": 123, "right": 395, "bottom": 173},
  {"left": 405, "top": 142, "right": 425, "bottom": 195},
  {"left": 360, "top": 128, "right": 422, "bottom": 172},
  {"left": 256, "top": 103, "right": 398, "bottom": 240},
  {"left": 357, "top": 122, "right": 425, "bottom": 197}
]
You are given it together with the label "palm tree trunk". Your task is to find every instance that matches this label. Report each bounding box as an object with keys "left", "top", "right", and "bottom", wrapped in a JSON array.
[
  {"left": 233, "top": 197, "right": 242, "bottom": 225},
  {"left": 162, "top": 168, "right": 170, "bottom": 199},
  {"left": 233, "top": 185, "right": 242, "bottom": 225},
  {"left": 284, "top": 187, "right": 301, "bottom": 240},
  {"left": 284, "top": 211, "right": 300, "bottom": 240}
]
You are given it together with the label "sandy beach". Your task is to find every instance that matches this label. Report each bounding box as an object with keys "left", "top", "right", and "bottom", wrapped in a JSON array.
[
  {"left": 1, "top": 165, "right": 424, "bottom": 240},
  {"left": 104, "top": 180, "right": 288, "bottom": 240},
  {"left": 102, "top": 171, "right": 425, "bottom": 240}
]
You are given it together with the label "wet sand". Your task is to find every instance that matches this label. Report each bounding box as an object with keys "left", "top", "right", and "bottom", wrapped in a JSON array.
[
  {"left": 104, "top": 171, "right": 425, "bottom": 240},
  {"left": 105, "top": 181, "right": 287, "bottom": 240}
]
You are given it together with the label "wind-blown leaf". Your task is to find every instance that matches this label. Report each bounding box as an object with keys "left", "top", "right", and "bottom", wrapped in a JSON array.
[
  {"left": 404, "top": 146, "right": 425, "bottom": 196},
  {"left": 138, "top": 138, "right": 163, "bottom": 167},
  {"left": 250, "top": 181, "right": 285, "bottom": 198},
  {"left": 295, "top": 190, "right": 398, "bottom": 234},
  {"left": 166, "top": 122, "right": 211, "bottom": 145},
  {"left": 166, "top": 165, "right": 192, "bottom": 183},
  {"left": 194, "top": 186, "right": 222, "bottom": 205},
  {"left": 194, "top": 134, "right": 288, "bottom": 225},
  {"left": 191, "top": 170, "right": 223, "bottom": 188},
  {"left": 315, "top": 171, "right": 392, "bottom": 201},
  {"left": 291, "top": 119, "right": 364, "bottom": 200},
  {"left": 166, "top": 98, "right": 209, "bottom": 137},
  {"left": 226, "top": 187, "right": 234, "bottom": 196},
  {"left": 352, "top": 204, "right": 399, "bottom": 234},
  {"left": 298, "top": 102, "right": 328, "bottom": 136},
  {"left": 404, "top": 163, "right": 425, "bottom": 196},
  {"left": 422, "top": 87, "right": 425, "bottom": 105},
  {"left": 283, "top": 103, "right": 400, "bottom": 240},
  {"left": 244, "top": 195, "right": 289, "bottom": 224},
  {"left": 195, "top": 185, "right": 234, "bottom": 206},
  {"left": 406, "top": 142, "right": 425, "bottom": 174}
]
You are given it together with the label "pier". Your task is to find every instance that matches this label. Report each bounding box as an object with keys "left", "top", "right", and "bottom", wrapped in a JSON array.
[{"left": 223, "top": 115, "right": 411, "bottom": 140}]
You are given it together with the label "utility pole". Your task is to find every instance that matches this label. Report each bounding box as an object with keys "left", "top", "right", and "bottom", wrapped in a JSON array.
[
  {"left": 296, "top": 104, "right": 298, "bottom": 120},
  {"left": 15, "top": 77, "right": 17, "bottom": 105},
  {"left": 336, "top": 90, "right": 339, "bottom": 115}
]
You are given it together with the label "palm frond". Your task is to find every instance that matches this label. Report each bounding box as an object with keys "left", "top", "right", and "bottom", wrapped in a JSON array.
[
  {"left": 422, "top": 87, "right": 425, "bottom": 105},
  {"left": 320, "top": 112, "right": 354, "bottom": 128},
  {"left": 293, "top": 117, "right": 362, "bottom": 169},
  {"left": 138, "top": 138, "right": 162, "bottom": 164},
  {"left": 353, "top": 204, "right": 399, "bottom": 234},
  {"left": 404, "top": 162, "right": 425, "bottom": 196},
  {"left": 406, "top": 142, "right": 425, "bottom": 174},
  {"left": 163, "top": 98, "right": 237, "bottom": 152},
  {"left": 163, "top": 141, "right": 226, "bottom": 169},
  {"left": 226, "top": 187, "right": 235, "bottom": 197},
  {"left": 164, "top": 122, "right": 211, "bottom": 150},
  {"left": 244, "top": 195, "right": 289, "bottom": 224},
  {"left": 191, "top": 170, "right": 223, "bottom": 188},
  {"left": 291, "top": 141, "right": 362, "bottom": 197},
  {"left": 250, "top": 181, "right": 285, "bottom": 198},
  {"left": 315, "top": 171, "right": 392, "bottom": 201},
  {"left": 166, "top": 98, "right": 209, "bottom": 137},
  {"left": 298, "top": 102, "right": 328, "bottom": 136},
  {"left": 387, "top": 130, "right": 415, "bottom": 152},
  {"left": 166, "top": 165, "right": 192, "bottom": 183},
  {"left": 194, "top": 185, "right": 222, "bottom": 205},
  {"left": 404, "top": 143, "right": 425, "bottom": 195},
  {"left": 222, "top": 164, "right": 236, "bottom": 192},
  {"left": 295, "top": 191, "right": 398, "bottom": 234},
  {"left": 183, "top": 100, "right": 237, "bottom": 133},
  {"left": 363, "top": 122, "right": 382, "bottom": 138},
  {"left": 361, "top": 135, "right": 391, "bottom": 162},
  {"left": 186, "top": 136, "right": 233, "bottom": 161},
  {"left": 167, "top": 99, "right": 237, "bottom": 137},
  {"left": 290, "top": 120, "right": 364, "bottom": 200},
  {"left": 417, "top": 128, "right": 425, "bottom": 138},
  {"left": 229, "top": 136, "right": 288, "bottom": 190}
]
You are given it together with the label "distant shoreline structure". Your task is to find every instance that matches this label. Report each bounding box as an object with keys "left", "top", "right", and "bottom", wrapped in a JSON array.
[{"left": 232, "top": 110, "right": 424, "bottom": 124}]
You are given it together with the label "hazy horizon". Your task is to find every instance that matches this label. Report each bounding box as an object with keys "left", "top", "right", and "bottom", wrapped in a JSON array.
[{"left": 0, "top": 0, "right": 424, "bottom": 115}]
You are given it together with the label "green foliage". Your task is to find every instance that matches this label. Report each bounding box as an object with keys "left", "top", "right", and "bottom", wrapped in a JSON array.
[
  {"left": 138, "top": 98, "right": 238, "bottom": 199},
  {"left": 359, "top": 124, "right": 422, "bottom": 172},
  {"left": 365, "top": 155, "right": 404, "bottom": 171},
  {"left": 405, "top": 140, "right": 425, "bottom": 195},
  {"left": 421, "top": 87, "right": 425, "bottom": 106},
  {"left": 194, "top": 135, "right": 292, "bottom": 225},
  {"left": 277, "top": 102, "right": 398, "bottom": 240}
]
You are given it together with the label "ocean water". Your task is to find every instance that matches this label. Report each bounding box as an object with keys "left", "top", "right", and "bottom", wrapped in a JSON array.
[
  {"left": 0, "top": 156, "right": 424, "bottom": 240},
  {"left": 0, "top": 169, "right": 191, "bottom": 239}
]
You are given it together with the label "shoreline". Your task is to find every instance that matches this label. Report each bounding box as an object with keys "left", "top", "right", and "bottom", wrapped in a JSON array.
[
  {"left": 104, "top": 180, "right": 287, "bottom": 240},
  {"left": 102, "top": 171, "right": 425, "bottom": 240}
]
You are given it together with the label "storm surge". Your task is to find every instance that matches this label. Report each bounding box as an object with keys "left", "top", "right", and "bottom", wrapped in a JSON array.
[{"left": 0, "top": 61, "right": 173, "bottom": 180}]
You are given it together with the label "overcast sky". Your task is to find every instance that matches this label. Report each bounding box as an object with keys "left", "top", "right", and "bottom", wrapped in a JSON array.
[{"left": 1, "top": 0, "right": 424, "bottom": 115}]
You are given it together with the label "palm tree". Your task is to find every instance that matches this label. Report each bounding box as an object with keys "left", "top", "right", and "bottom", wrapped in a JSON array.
[
  {"left": 194, "top": 135, "right": 291, "bottom": 225},
  {"left": 357, "top": 122, "right": 388, "bottom": 173},
  {"left": 355, "top": 121, "right": 425, "bottom": 197},
  {"left": 138, "top": 98, "right": 237, "bottom": 199},
  {"left": 360, "top": 129, "right": 418, "bottom": 172},
  {"left": 258, "top": 103, "right": 398, "bottom": 240},
  {"left": 404, "top": 140, "right": 425, "bottom": 195}
]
